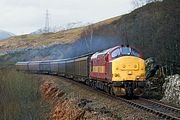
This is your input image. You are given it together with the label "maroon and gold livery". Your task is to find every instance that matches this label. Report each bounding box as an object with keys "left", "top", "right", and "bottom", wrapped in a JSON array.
[{"left": 90, "top": 45, "right": 146, "bottom": 96}]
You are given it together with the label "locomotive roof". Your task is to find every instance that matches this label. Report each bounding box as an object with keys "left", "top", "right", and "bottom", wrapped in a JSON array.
[
  {"left": 91, "top": 47, "right": 115, "bottom": 59},
  {"left": 91, "top": 45, "right": 141, "bottom": 59}
]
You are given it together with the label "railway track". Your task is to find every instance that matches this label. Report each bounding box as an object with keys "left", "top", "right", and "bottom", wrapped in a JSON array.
[
  {"left": 136, "top": 98, "right": 180, "bottom": 119},
  {"left": 54, "top": 76, "right": 180, "bottom": 120},
  {"left": 120, "top": 98, "right": 180, "bottom": 120}
]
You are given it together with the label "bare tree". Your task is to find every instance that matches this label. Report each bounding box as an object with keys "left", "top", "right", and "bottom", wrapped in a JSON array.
[{"left": 81, "top": 23, "right": 94, "bottom": 53}]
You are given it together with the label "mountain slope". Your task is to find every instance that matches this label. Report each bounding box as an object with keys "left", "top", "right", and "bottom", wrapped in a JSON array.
[
  {"left": 0, "top": 0, "right": 179, "bottom": 73},
  {"left": 88, "top": 0, "right": 180, "bottom": 73},
  {"left": 0, "top": 27, "right": 84, "bottom": 50},
  {"left": 0, "top": 30, "right": 14, "bottom": 40}
]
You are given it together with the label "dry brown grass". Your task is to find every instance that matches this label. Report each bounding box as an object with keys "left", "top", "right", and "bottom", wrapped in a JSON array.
[
  {"left": 0, "top": 67, "right": 50, "bottom": 120},
  {"left": 0, "top": 16, "right": 121, "bottom": 52},
  {"left": 0, "top": 27, "right": 85, "bottom": 51}
]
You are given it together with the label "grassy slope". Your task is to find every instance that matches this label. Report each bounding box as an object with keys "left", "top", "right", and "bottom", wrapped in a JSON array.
[
  {"left": 0, "top": 27, "right": 85, "bottom": 50},
  {"left": 0, "top": 67, "right": 51, "bottom": 119},
  {"left": 0, "top": 15, "right": 121, "bottom": 51},
  {"left": 0, "top": 17, "right": 119, "bottom": 50}
]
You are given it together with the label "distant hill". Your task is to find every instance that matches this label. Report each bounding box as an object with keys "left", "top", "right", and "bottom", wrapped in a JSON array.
[{"left": 0, "top": 30, "right": 14, "bottom": 40}]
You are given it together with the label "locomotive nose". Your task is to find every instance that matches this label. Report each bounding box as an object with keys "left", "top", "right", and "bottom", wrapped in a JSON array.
[{"left": 111, "top": 56, "right": 146, "bottom": 81}]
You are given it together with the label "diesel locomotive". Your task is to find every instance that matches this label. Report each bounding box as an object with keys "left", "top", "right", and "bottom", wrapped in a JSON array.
[{"left": 16, "top": 45, "right": 146, "bottom": 97}]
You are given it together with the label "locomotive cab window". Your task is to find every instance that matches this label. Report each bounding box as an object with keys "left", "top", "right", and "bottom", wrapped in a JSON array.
[
  {"left": 121, "top": 47, "right": 131, "bottom": 55},
  {"left": 111, "top": 48, "right": 120, "bottom": 58},
  {"left": 131, "top": 49, "right": 140, "bottom": 57}
]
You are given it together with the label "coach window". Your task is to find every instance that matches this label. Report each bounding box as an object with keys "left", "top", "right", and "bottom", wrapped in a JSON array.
[{"left": 112, "top": 48, "right": 120, "bottom": 58}]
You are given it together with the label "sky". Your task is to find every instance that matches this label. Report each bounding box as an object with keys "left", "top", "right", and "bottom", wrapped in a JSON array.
[{"left": 0, "top": 0, "right": 133, "bottom": 35}]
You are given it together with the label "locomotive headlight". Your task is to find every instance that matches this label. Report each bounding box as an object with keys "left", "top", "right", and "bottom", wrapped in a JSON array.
[{"left": 128, "top": 71, "right": 132, "bottom": 75}]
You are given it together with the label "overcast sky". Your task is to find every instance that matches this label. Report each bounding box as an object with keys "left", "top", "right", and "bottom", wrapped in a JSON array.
[{"left": 0, "top": 0, "right": 133, "bottom": 35}]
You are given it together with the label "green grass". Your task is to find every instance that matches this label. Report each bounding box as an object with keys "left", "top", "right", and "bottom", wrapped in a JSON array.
[{"left": 0, "top": 66, "right": 51, "bottom": 120}]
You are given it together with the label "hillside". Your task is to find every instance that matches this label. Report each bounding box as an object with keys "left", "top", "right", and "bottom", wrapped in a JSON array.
[
  {"left": 88, "top": 0, "right": 180, "bottom": 73},
  {"left": 0, "top": 16, "right": 121, "bottom": 51},
  {"left": 0, "top": 0, "right": 179, "bottom": 73},
  {"left": 0, "top": 15, "right": 121, "bottom": 61},
  {"left": 0, "top": 27, "right": 84, "bottom": 50}
]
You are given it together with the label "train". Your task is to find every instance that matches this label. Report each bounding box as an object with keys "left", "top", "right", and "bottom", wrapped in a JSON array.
[{"left": 16, "top": 45, "right": 146, "bottom": 97}]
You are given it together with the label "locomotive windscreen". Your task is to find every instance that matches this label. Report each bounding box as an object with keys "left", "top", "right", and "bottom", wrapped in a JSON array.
[{"left": 111, "top": 47, "right": 141, "bottom": 59}]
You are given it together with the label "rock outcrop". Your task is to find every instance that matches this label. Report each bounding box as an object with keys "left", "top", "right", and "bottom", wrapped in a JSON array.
[{"left": 161, "top": 74, "right": 180, "bottom": 105}]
